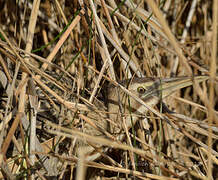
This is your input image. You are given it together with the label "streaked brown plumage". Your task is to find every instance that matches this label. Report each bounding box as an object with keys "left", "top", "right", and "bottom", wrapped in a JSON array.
[{"left": 80, "top": 76, "right": 208, "bottom": 161}]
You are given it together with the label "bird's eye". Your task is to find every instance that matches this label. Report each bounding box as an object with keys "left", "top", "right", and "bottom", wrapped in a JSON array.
[{"left": 137, "top": 86, "right": 146, "bottom": 94}]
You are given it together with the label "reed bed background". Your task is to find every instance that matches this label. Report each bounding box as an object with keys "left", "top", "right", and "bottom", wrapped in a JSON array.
[{"left": 0, "top": 0, "right": 217, "bottom": 179}]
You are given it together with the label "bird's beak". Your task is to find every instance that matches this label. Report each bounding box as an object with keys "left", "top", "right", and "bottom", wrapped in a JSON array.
[{"left": 141, "top": 76, "right": 209, "bottom": 101}]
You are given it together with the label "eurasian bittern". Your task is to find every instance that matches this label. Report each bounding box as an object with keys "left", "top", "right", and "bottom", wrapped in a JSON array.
[{"left": 81, "top": 76, "right": 208, "bottom": 161}]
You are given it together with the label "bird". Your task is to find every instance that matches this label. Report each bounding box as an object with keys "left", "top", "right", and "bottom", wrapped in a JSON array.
[{"left": 79, "top": 75, "right": 209, "bottom": 161}]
